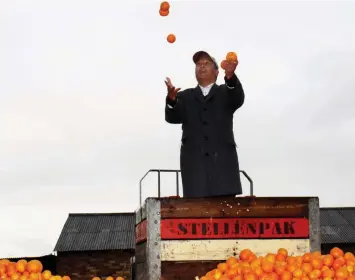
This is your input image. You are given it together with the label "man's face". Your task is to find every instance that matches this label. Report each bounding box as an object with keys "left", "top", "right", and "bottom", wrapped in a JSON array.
[{"left": 195, "top": 56, "right": 218, "bottom": 83}]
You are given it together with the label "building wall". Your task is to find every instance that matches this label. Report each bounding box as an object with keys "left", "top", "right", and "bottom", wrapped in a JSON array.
[{"left": 56, "top": 250, "right": 134, "bottom": 280}]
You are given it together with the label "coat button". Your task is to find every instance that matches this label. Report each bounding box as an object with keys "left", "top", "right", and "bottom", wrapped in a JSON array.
[
  {"left": 203, "top": 121, "right": 208, "bottom": 125},
  {"left": 205, "top": 152, "right": 209, "bottom": 156},
  {"left": 204, "top": 136, "right": 208, "bottom": 140},
  {"left": 203, "top": 108, "right": 207, "bottom": 111}
]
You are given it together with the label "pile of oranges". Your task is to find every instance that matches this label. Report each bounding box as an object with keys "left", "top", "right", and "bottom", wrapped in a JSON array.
[
  {"left": 92, "top": 277, "right": 124, "bottom": 280},
  {"left": 0, "top": 259, "right": 70, "bottom": 280},
  {"left": 0, "top": 259, "right": 126, "bottom": 280},
  {"left": 198, "top": 247, "right": 355, "bottom": 280}
]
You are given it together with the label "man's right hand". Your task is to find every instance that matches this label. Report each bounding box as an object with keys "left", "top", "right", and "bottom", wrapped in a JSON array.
[{"left": 165, "top": 77, "right": 181, "bottom": 101}]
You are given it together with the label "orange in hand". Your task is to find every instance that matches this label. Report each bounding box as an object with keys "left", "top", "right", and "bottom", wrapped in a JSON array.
[
  {"left": 226, "top": 51, "right": 238, "bottom": 63},
  {"left": 220, "top": 60, "right": 227, "bottom": 70}
]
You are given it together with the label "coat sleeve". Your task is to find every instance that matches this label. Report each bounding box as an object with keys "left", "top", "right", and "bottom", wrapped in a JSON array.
[
  {"left": 224, "top": 73, "right": 245, "bottom": 112},
  {"left": 165, "top": 91, "right": 185, "bottom": 124}
]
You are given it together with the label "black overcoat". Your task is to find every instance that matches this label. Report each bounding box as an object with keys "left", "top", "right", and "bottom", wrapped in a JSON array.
[{"left": 165, "top": 74, "right": 245, "bottom": 198}]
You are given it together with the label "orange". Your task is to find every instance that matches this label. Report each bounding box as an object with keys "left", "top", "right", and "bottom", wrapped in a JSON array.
[
  {"left": 240, "top": 249, "right": 253, "bottom": 261},
  {"left": 0, "top": 260, "right": 9, "bottom": 266},
  {"left": 287, "top": 257, "right": 297, "bottom": 265},
  {"left": 0, "top": 265, "right": 6, "bottom": 275},
  {"left": 160, "top": 1, "right": 170, "bottom": 11},
  {"left": 226, "top": 52, "right": 238, "bottom": 62},
  {"left": 347, "top": 258, "right": 355, "bottom": 266},
  {"left": 213, "top": 269, "right": 223, "bottom": 279},
  {"left": 28, "top": 274, "right": 39, "bottom": 280},
  {"left": 348, "top": 276, "right": 355, "bottom": 280},
  {"left": 278, "top": 248, "right": 288, "bottom": 257},
  {"left": 19, "top": 276, "right": 28, "bottom": 280},
  {"left": 302, "top": 253, "right": 311, "bottom": 263},
  {"left": 330, "top": 247, "right": 344, "bottom": 259},
  {"left": 26, "top": 261, "right": 42, "bottom": 274},
  {"left": 250, "top": 259, "right": 261, "bottom": 269},
  {"left": 300, "top": 263, "right": 312, "bottom": 274},
  {"left": 159, "top": 9, "right": 169, "bottom": 16},
  {"left": 92, "top": 278, "right": 100, "bottom": 280},
  {"left": 231, "top": 276, "right": 243, "bottom": 280},
  {"left": 310, "top": 258, "right": 323, "bottom": 269},
  {"left": 167, "top": 34, "right": 175, "bottom": 43},
  {"left": 248, "top": 253, "right": 258, "bottom": 262},
  {"left": 310, "top": 251, "right": 321, "bottom": 259},
  {"left": 11, "top": 273, "right": 20, "bottom": 280},
  {"left": 244, "top": 273, "right": 258, "bottom": 280},
  {"left": 335, "top": 267, "right": 349, "bottom": 279},
  {"left": 333, "top": 257, "right": 346, "bottom": 270},
  {"left": 322, "top": 268, "right": 335, "bottom": 278},
  {"left": 226, "top": 256, "right": 239, "bottom": 267},
  {"left": 41, "top": 271, "right": 51, "bottom": 280},
  {"left": 280, "top": 271, "right": 292, "bottom": 280},
  {"left": 217, "top": 263, "right": 228, "bottom": 273},
  {"left": 61, "top": 277, "right": 70, "bottom": 280},
  {"left": 115, "top": 278, "right": 124, "bottom": 280},
  {"left": 254, "top": 267, "right": 264, "bottom": 277},
  {"left": 344, "top": 252, "right": 355, "bottom": 260},
  {"left": 322, "top": 254, "right": 334, "bottom": 267},
  {"left": 275, "top": 265, "right": 286, "bottom": 275},
  {"left": 226, "top": 267, "right": 239, "bottom": 277},
  {"left": 220, "top": 60, "right": 227, "bottom": 70},
  {"left": 106, "top": 277, "right": 113, "bottom": 280},
  {"left": 276, "top": 254, "right": 287, "bottom": 262},
  {"left": 293, "top": 268, "right": 303, "bottom": 278},
  {"left": 265, "top": 253, "right": 277, "bottom": 264},
  {"left": 15, "top": 260, "right": 27, "bottom": 273},
  {"left": 295, "top": 256, "right": 303, "bottom": 265},
  {"left": 7, "top": 264, "right": 16, "bottom": 277},
  {"left": 261, "top": 260, "right": 274, "bottom": 273},
  {"left": 286, "top": 264, "right": 297, "bottom": 273}
]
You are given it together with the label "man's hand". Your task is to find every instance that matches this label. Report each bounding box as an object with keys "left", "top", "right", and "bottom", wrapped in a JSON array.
[
  {"left": 224, "top": 60, "right": 238, "bottom": 79},
  {"left": 165, "top": 77, "right": 181, "bottom": 101}
]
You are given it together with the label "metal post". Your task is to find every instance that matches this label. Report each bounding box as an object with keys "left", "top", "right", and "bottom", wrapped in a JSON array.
[
  {"left": 138, "top": 169, "right": 253, "bottom": 208},
  {"left": 157, "top": 170, "right": 161, "bottom": 198},
  {"left": 240, "top": 170, "right": 254, "bottom": 196},
  {"left": 176, "top": 171, "right": 179, "bottom": 196}
]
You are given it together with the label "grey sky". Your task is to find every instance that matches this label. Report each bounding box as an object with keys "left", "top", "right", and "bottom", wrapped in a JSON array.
[{"left": 0, "top": 1, "right": 354, "bottom": 257}]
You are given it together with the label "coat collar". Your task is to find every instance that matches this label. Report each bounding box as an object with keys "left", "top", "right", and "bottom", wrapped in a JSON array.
[{"left": 194, "top": 83, "right": 218, "bottom": 103}]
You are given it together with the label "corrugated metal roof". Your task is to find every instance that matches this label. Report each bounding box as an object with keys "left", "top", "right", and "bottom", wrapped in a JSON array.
[
  {"left": 320, "top": 207, "right": 355, "bottom": 244},
  {"left": 54, "top": 213, "right": 135, "bottom": 252}
]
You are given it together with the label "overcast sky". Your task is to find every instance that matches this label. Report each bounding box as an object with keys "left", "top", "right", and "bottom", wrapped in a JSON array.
[{"left": 0, "top": 0, "right": 354, "bottom": 258}]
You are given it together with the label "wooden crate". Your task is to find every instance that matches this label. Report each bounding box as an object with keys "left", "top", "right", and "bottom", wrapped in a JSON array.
[{"left": 134, "top": 196, "right": 320, "bottom": 280}]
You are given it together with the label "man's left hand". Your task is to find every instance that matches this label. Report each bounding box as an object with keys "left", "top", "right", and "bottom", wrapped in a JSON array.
[{"left": 224, "top": 60, "right": 238, "bottom": 79}]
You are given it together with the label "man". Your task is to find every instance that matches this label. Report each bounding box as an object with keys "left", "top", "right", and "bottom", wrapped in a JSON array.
[{"left": 164, "top": 50, "right": 245, "bottom": 198}]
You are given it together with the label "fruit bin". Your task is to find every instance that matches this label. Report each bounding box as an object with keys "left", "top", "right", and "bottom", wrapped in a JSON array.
[{"left": 134, "top": 170, "right": 320, "bottom": 280}]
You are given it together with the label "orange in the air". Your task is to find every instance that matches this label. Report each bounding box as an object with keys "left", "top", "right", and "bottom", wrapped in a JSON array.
[
  {"left": 167, "top": 34, "right": 176, "bottom": 43},
  {"left": 160, "top": 1, "right": 170, "bottom": 11},
  {"left": 159, "top": 9, "right": 169, "bottom": 16}
]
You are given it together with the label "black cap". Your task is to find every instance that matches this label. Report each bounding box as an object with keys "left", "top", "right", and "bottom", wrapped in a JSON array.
[{"left": 193, "top": 50, "right": 218, "bottom": 70}]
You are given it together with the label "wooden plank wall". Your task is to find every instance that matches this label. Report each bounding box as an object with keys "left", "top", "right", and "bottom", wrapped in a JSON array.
[{"left": 135, "top": 196, "right": 320, "bottom": 280}]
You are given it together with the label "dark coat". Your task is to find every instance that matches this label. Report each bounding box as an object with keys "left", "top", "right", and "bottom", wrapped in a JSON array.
[{"left": 165, "top": 74, "right": 245, "bottom": 198}]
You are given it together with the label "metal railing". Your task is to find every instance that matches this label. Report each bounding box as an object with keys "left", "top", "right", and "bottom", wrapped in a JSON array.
[{"left": 139, "top": 169, "right": 253, "bottom": 208}]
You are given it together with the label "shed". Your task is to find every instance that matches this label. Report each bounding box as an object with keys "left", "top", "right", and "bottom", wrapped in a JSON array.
[
  {"left": 320, "top": 207, "right": 355, "bottom": 254},
  {"left": 54, "top": 213, "right": 135, "bottom": 280}
]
